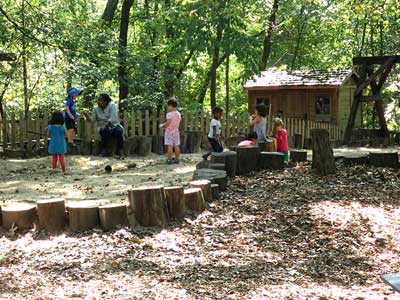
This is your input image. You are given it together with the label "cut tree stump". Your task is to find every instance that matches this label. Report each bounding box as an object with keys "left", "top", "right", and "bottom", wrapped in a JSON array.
[
  {"left": 164, "top": 186, "right": 186, "bottom": 219},
  {"left": 67, "top": 202, "right": 100, "bottom": 232},
  {"left": 311, "top": 129, "right": 336, "bottom": 176},
  {"left": 181, "top": 131, "right": 203, "bottom": 153},
  {"left": 265, "top": 138, "right": 277, "bottom": 152},
  {"left": 136, "top": 136, "right": 152, "bottom": 156},
  {"left": 189, "top": 180, "right": 212, "bottom": 202},
  {"left": 192, "top": 168, "right": 228, "bottom": 191},
  {"left": 2, "top": 205, "right": 37, "bottom": 230},
  {"left": 211, "top": 151, "right": 237, "bottom": 177},
  {"left": 98, "top": 203, "right": 128, "bottom": 230},
  {"left": 235, "top": 146, "right": 260, "bottom": 175},
  {"left": 209, "top": 163, "right": 225, "bottom": 171},
  {"left": 257, "top": 141, "right": 267, "bottom": 152},
  {"left": 369, "top": 151, "right": 400, "bottom": 169},
  {"left": 258, "top": 152, "right": 284, "bottom": 170},
  {"left": 0, "top": 206, "right": 2, "bottom": 226},
  {"left": 290, "top": 150, "right": 308, "bottom": 162},
  {"left": 196, "top": 160, "right": 210, "bottom": 169},
  {"left": 37, "top": 198, "right": 66, "bottom": 232},
  {"left": 211, "top": 183, "right": 220, "bottom": 200},
  {"left": 294, "top": 133, "right": 303, "bottom": 149},
  {"left": 152, "top": 136, "right": 165, "bottom": 155},
  {"left": 184, "top": 188, "right": 206, "bottom": 213},
  {"left": 343, "top": 154, "right": 369, "bottom": 166},
  {"left": 128, "top": 186, "right": 168, "bottom": 227}
]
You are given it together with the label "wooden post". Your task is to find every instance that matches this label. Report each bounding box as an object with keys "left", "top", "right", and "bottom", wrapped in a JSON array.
[
  {"left": 189, "top": 179, "right": 212, "bottom": 202},
  {"left": 99, "top": 203, "right": 129, "bottom": 230},
  {"left": 138, "top": 112, "right": 143, "bottom": 136},
  {"left": 67, "top": 202, "right": 100, "bottom": 232},
  {"left": 37, "top": 198, "right": 66, "bottom": 232},
  {"left": 2, "top": 204, "right": 37, "bottom": 230},
  {"left": 128, "top": 186, "right": 168, "bottom": 227},
  {"left": 145, "top": 110, "right": 150, "bottom": 136},
  {"left": 311, "top": 129, "right": 336, "bottom": 175},
  {"left": 164, "top": 186, "right": 186, "bottom": 219},
  {"left": 184, "top": 188, "right": 206, "bottom": 213}
]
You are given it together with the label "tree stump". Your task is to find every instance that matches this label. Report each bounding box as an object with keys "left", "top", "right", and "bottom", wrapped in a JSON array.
[
  {"left": 128, "top": 186, "right": 168, "bottom": 227},
  {"left": 196, "top": 160, "right": 210, "bottom": 169},
  {"left": 211, "top": 151, "right": 237, "bottom": 177},
  {"left": 192, "top": 168, "right": 228, "bottom": 191},
  {"left": 369, "top": 151, "right": 400, "bottom": 169},
  {"left": 258, "top": 141, "right": 267, "bottom": 152},
  {"left": 99, "top": 203, "right": 129, "bottom": 230},
  {"left": 311, "top": 129, "right": 336, "bottom": 175},
  {"left": 258, "top": 152, "right": 284, "bottom": 170},
  {"left": 189, "top": 180, "right": 212, "bottom": 202},
  {"left": 2, "top": 205, "right": 37, "bottom": 230},
  {"left": 235, "top": 146, "right": 260, "bottom": 175},
  {"left": 37, "top": 198, "right": 66, "bottom": 232},
  {"left": 209, "top": 163, "right": 225, "bottom": 171},
  {"left": 265, "top": 138, "right": 277, "bottom": 152},
  {"left": 290, "top": 150, "right": 308, "bottom": 162},
  {"left": 211, "top": 183, "right": 220, "bottom": 200},
  {"left": 136, "top": 136, "right": 152, "bottom": 156},
  {"left": 164, "top": 186, "right": 186, "bottom": 219},
  {"left": 184, "top": 188, "right": 206, "bottom": 213},
  {"left": 67, "top": 202, "right": 100, "bottom": 232},
  {"left": 152, "top": 136, "right": 165, "bottom": 155},
  {"left": 181, "top": 131, "right": 203, "bottom": 153},
  {"left": 0, "top": 206, "right": 2, "bottom": 227},
  {"left": 343, "top": 154, "right": 369, "bottom": 166}
]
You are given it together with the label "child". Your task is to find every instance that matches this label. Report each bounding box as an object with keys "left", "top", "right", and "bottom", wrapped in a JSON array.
[
  {"left": 249, "top": 104, "right": 268, "bottom": 142},
  {"left": 273, "top": 118, "right": 289, "bottom": 162},
  {"left": 64, "top": 87, "right": 82, "bottom": 146},
  {"left": 238, "top": 132, "right": 258, "bottom": 146},
  {"left": 160, "top": 98, "right": 182, "bottom": 164},
  {"left": 48, "top": 111, "right": 68, "bottom": 175},
  {"left": 203, "top": 106, "right": 223, "bottom": 160}
]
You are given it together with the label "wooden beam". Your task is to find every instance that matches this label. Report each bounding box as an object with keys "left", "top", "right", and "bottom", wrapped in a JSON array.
[
  {"left": 353, "top": 55, "right": 400, "bottom": 65},
  {"left": 377, "top": 61, "right": 395, "bottom": 90},
  {"left": 358, "top": 95, "right": 382, "bottom": 101},
  {"left": 0, "top": 53, "right": 16, "bottom": 61}
]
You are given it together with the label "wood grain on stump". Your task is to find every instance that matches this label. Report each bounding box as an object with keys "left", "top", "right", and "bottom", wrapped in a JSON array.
[
  {"left": 2, "top": 204, "right": 37, "bottom": 230},
  {"left": 192, "top": 168, "right": 228, "bottom": 191},
  {"left": 290, "top": 150, "right": 308, "bottom": 162},
  {"left": 152, "top": 136, "right": 165, "bottom": 155},
  {"left": 37, "top": 198, "right": 66, "bottom": 232},
  {"left": 235, "top": 146, "right": 260, "bottom": 175},
  {"left": 209, "top": 163, "right": 226, "bottom": 171},
  {"left": 311, "top": 129, "right": 336, "bottom": 176},
  {"left": 128, "top": 186, "right": 168, "bottom": 227},
  {"left": 258, "top": 152, "right": 284, "bottom": 170},
  {"left": 181, "top": 131, "right": 203, "bottom": 153},
  {"left": 189, "top": 180, "right": 212, "bottom": 202},
  {"left": 67, "top": 202, "right": 100, "bottom": 232},
  {"left": 211, "top": 151, "right": 237, "bottom": 177},
  {"left": 164, "top": 186, "right": 186, "bottom": 219},
  {"left": 265, "top": 138, "right": 277, "bottom": 152},
  {"left": 211, "top": 183, "right": 220, "bottom": 200},
  {"left": 369, "top": 151, "right": 399, "bottom": 169},
  {"left": 136, "top": 136, "right": 152, "bottom": 156},
  {"left": 99, "top": 203, "right": 129, "bottom": 230},
  {"left": 184, "top": 188, "right": 206, "bottom": 213}
]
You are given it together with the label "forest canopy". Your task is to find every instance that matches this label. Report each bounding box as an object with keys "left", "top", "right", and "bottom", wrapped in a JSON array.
[{"left": 0, "top": 0, "right": 399, "bottom": 128}]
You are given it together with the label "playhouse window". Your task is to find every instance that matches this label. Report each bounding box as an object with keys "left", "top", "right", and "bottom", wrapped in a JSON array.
[{"left": 315, "top": 96, "right": 330, "bottom": 115}]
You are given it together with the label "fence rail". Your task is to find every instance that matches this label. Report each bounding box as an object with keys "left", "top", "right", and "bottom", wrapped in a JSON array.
[{"left": 0, "top": 110, "right": 343, "bottom": 151}]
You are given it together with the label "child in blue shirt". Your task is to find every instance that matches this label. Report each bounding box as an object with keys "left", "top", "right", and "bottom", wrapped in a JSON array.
[
  {"left": 64, "top": 87, "right": 82, "bottom": 146},
  {"left": 48, "top": 111, "right": 67, "bottom": 175}
]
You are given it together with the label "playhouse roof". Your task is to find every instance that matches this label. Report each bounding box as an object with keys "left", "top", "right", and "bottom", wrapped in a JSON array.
[{"left": 244, "top": 69, "right": 353, "bottom": 90}]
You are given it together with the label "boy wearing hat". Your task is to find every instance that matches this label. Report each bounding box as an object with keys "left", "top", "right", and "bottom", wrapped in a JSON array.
[{"left": 64, "top": 87, "right": 82, "bottom": 145}]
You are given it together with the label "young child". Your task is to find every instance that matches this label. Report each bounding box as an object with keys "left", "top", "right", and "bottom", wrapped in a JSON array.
[
  {"left": 48, "top": 111, "right": 68, "bottom": 175},
  {"left": 238, "top": 132, "right": 258, "bottom": 146},
  {"left": 160, "top": 98, "right": 182, "bottom": 164},
  {"left": 64, "top": 87, "right": 82, "bottom": 146},
  {"left": 249, "top": 104, "right": 268, "bottom": 142},
  {"left": 273, "top": 118, "right": 289, "bottom": 162},
  {"left": 203, "top": 106, "right": 223, "bottom": 160}
]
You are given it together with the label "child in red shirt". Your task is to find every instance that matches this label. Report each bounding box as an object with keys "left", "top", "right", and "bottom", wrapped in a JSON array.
[{"left": 273, "top": 118, "right": 288, "bottom": 162}]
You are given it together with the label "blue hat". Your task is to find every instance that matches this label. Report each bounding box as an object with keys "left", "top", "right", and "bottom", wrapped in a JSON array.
[{"left": 67, "top": 87, "right": 83, "bottom": 97}]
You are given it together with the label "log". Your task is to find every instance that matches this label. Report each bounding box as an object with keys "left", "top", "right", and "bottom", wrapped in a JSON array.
[
  {"left": 181, "top": 131, "right": 203, "bottom": 153},
  {"left": 265, "top": 138, "right": 277, "bottom": 152},
  {"left": 211, "top": 151, "right": 237, "bottom": 177},
  {"left": 136, "top": 136, "right": 152, "bottom": 156},
  {"left": 290, "top": 150, "right": 308, "bottom": 162},
  {"left": 37, "top": 198, "right": 66, "bottom": 232},
  {"left": 258, "top": 152, "right": 284, "bottom": 170},
  {"left": 67, "top": 202, "right": 100, "bottom": 232},
  {"left": 209, "top": 163, "right": 225, "bottom": 171},
  {"left": 211, "top": 183, "right": 220, "bottom": 200},
  {"left": 343, "top": 154, "right": 369, "bottom": 166},
  {"left": 192, "top": 168, "right": 228, "bottom": 191},
  {"left": 369, "top": 151, "right": 399, "bottom": 169},
  {"left": 2, "top": 204, "right": 37, "bottom": 230},
  {"left": 152, "top": 136, "right": 165, "bottom": 155},
  {"left": 311, "top": 129, "right": 336, "bottom": 175},
  {"left": 184, "top": 188, "right": 207, "bottom": 213},
  {"left": 235, "top": 146, "right": 260, "bottom": 175},
  {"left": 128, "top": 186, "right": 168, "bottom": 227},
  {"left": 99, "top": 203, "right": 129, "bottom": 230},
  {"left": 164, "top": 186, "right": 186, "bottom": 219},
  {"left": 189, "top": 180, "right": 212, "bottom": 202}
]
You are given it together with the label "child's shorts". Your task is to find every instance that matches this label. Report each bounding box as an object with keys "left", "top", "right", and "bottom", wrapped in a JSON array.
[{"left": 164, "top": 131, "right": 180, "bottom": 146}]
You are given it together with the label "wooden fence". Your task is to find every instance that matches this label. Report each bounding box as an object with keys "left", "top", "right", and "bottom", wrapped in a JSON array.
[{"left": 0, "top": 110, "right": 343, "bottom": 152}]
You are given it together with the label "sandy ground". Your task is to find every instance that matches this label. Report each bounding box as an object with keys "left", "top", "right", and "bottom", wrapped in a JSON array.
[{"left": 0, "top": 154, "right": 201, "bottom": 206}]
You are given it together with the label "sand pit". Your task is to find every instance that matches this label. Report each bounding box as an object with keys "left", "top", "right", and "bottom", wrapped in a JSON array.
[{"left": 0, "top": 154, "right": 202, "bottom": 206}]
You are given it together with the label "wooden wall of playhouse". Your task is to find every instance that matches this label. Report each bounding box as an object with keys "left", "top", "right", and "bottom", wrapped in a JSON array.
[{"left": 0, "top": 110, "right": 342, "bottom": 155}]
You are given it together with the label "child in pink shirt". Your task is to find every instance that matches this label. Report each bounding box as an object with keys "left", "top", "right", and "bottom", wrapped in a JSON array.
[
  {"left": 160, "top": 98, "right": 181, "bottom": 164},
  {"left": 273, "top": 118, "right": 289, "bottom": 162},
  {"left": 238, "top": 132, "right": 258, "bottom": 146}
]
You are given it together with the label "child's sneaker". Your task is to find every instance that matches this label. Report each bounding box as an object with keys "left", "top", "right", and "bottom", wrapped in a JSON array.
[
  {"left": 166, "top": 159, "right": 173, "bottom": 165},
  {"left": 174, "top": 160, "right": 180, "bottom": 164}
]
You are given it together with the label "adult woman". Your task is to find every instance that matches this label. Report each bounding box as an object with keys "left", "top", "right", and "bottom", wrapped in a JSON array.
[{"left": 249, "top": 103, "right": 268, "bottom": 142}]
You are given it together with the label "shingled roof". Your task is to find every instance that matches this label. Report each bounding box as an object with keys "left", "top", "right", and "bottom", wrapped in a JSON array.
[{"left": 244, "top": 69, "right": 353, "bottom": 89}]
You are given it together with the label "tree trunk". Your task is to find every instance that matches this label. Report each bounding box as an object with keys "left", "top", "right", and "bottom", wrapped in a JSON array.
[
  {"left": 68, "top": 202, "right": 100, "bottom": 232},
  {"left": 22, "top": 0, "right": 29, "bottom": 116},
  {"left": 290, "top": 7, "right": 307, "bottom": 70},
  {"left": 102, "top": 0, "right": 119, "bottom": 25},
  {"left": 118, "top": 0, "right": 134, "bottom": 107},
  {"left": 1, "top": 204, "right": 37, "bottom": 230},
  {"left": 225, "top": 53, "right": 230, "bottom": 137},
  {"left": 210, "top": 23, "right": 224, "bottom": 108},
  {"left": 184, "top": 188, "right": 207, "bottom": 213},
  {"left": 189, "top": 180, "right": 212, "bottom": 203},
  {"left": 128, "top": 186, "right": 168, "bottom": 227},
  {"left": 260, "top": 0, "right": 279, "bottom": 71},
  {"left": 164, "top": 186, "right": 186, "bottom": 219},
  {"left": 99, "top": 203, "right": 129, "bottom": 230},
  {"left": 37, "top": 198, "right": 66, "bottom": 232},
  {"left": 311, "top": 129, "right": 336, "bottom": 175},
  {"left": 211, "top": 151, "right": 237, "bottom": 177}
]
